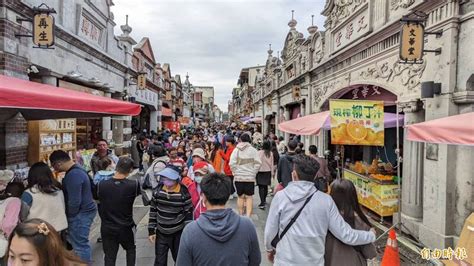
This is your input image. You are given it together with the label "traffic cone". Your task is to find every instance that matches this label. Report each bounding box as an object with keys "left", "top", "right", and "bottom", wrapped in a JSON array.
[{"left": 381, "top": 229, "right": 401, "bottom": 266}]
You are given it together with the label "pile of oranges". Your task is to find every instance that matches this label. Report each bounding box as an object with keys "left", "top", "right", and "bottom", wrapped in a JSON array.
[
  {"left": 331, "top": 121, "right": 384, "bottom": 145},
  {"left": 370, "top": 174, "right": 394, "bottom": 181}
]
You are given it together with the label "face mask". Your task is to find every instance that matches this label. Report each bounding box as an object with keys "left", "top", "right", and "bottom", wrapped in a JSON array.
[
  {"left": 194, "top": 175, "right": 203, "bottom": 184},
  {"left": 163, "top": 179, "right": 176, "bottom": 187}
]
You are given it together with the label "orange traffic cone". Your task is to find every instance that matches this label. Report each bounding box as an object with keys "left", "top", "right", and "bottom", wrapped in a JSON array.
[{"left": 381, "top": 229, "right": 401, "bottom": 266}]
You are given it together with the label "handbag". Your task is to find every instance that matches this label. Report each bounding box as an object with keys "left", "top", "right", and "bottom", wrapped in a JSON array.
[{"left": 271, "top": 192, "right": 315, "bottom": 248}]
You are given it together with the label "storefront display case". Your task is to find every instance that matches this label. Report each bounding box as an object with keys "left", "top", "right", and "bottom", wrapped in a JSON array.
[{"left": 27, "top": 119, "right": 77, "bottom": 165}]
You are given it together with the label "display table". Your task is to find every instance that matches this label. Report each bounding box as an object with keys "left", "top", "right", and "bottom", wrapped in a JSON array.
[{"left": 343, "top": 169, "right": 399, "bottom": 217}]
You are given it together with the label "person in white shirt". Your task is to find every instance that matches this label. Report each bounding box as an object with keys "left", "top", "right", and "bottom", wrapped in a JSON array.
[{"left": 264, "top": 154, "right": 376, "bottom": 265}]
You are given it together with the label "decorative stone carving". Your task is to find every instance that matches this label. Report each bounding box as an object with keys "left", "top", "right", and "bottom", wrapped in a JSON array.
[
  {"left": 312, "top": 74, "right": 350, "bottom": 107},
  {"left": 390, "top": 0, "right": 415, "bottom": 10},
  {"left": 399, "top": 100, "right": 423, "bottom": 113},
  {"left": 359, "top": 59, "right": 426, "bottom": 91},
  {"left": 330, "top": 0, "right": 366, "bottom": 28},
  {"left": 312, "top": 33, "right": 325, "bottom": 65}
]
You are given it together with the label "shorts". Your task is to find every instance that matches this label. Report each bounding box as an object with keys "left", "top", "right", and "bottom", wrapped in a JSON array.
[{"left": 235, "top": 181, "right": 255, "bottom": 196}]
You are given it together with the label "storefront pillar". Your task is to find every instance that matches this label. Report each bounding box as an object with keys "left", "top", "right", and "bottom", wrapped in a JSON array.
[
  {"left": 102, "top": 92, "right": 112, "bottom": 142},
  {"left": 284, "top": 107, "right": 290, "bottom": 142},
  {"left": 399, "top": 101, "right": 425, "bottom": 235},
  {"left": 150, "top": 110, "right": 158, "bottom": 132}
]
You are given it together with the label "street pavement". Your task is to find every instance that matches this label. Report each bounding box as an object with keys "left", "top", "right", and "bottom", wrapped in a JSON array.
[{"left": 91, "top": 189, "right": 273, "bottom": 266}]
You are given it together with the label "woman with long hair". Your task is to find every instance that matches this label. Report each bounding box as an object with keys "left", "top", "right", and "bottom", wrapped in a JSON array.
[
  {"left": 270, "top": 140, "right": 280, "bottom": 195},
  {"left": 256, "top": 140, "right": 273, "bottom": 210},
  {"left": 7, "top": 219, "right": 85, "bottom": 266},
  {"left": 324, "top": 178, "right": 377, "bottom": 265},
  {"left": 21, "top": 162, "right": 68, "bottom": 233},
  {"left": 209, "top": 142, "right": 224, "bottom": 173}
]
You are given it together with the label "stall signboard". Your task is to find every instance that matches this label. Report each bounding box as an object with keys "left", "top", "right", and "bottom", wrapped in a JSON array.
[{"left": 330, "top": 99, "right": 384, "bottom": 146}]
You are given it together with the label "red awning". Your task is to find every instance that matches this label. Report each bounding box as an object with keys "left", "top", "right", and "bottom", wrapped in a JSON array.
[
  {"left": 278, "top": 111, "right": 330, "bottom": 135},
  {"left": 0, "top": 75, "right": 141, "bottom": 120},
  {"left": 162, "top": 107, "right": 172, "bottom": 117},
  {"left": 406, "top": 112, "right": 474, "bottom": 146}
]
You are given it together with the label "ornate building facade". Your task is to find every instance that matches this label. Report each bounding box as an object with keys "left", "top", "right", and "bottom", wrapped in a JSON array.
[{"left": 251, "top": 0, "right": 473, "bottom": 249}]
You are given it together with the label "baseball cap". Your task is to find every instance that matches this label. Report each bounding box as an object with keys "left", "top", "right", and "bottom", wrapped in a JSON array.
[
  {"left": 192, "top": 148, "right": 206, "bottom": 160},
  {"left": 157, "top": 166, "right": 181, "bottom": 181}
]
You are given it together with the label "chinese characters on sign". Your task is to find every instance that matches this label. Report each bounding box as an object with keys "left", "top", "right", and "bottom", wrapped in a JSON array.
[
  {"left": 330, "top": 100, "right": 384, "bottom": 146},
  {"left": 79, "top": 15, "right": 102, "bottom": 45},
  {"left": 137, "top": 73, "right": 147, "bottom": 90},
  {"left": 400, "top": 23, "right": 424, "bottom": 62},
  {"left": 351, "top": 86, "right": 382, "bottom": 99},
  {"left": 333, "top": 9, "right": 369, "bottom": 52},
  {"left": 33, "top": 13, "right": 54, "bottom": 47}
]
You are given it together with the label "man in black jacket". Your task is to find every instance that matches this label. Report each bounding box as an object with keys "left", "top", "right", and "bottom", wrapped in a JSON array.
[
  {"left": 97, "top": 156, "right": 140, "bottom": 266},
  {"left": 277, "top": 139, "right": 299, "bottom": 187}
]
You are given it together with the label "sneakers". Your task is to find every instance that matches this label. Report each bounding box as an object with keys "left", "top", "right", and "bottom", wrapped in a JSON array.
[{"left": 258, "top": 203, "right": 266, "bottom": 210}]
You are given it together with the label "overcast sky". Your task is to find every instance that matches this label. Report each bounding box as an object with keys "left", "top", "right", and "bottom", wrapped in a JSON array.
[{"left": 111, "top": 0, "right": 326, "bottom": 111}]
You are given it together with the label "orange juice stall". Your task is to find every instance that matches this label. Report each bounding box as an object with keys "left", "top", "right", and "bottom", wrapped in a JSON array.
[
  {"left": 278, "top": 99, "right": 403, "bottom": 219},
  {"left": 329, "top": 99, "right": 401, "bottom": 218}
]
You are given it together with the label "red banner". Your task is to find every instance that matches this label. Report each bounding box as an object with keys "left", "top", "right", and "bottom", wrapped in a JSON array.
[{"left": 163, "top": 121, "right": 181, "bottom": 132}]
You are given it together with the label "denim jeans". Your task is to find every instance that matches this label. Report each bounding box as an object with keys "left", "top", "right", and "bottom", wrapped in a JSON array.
[{"left": 68, "top": 209, "right": 97, "bottom": 263}]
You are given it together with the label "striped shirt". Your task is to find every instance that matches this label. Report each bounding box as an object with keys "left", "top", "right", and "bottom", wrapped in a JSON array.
[{"left": 148, "top": 184, "right": 193, "bottom": 235}]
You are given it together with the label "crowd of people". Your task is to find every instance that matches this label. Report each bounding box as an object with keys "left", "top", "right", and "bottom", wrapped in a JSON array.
[{"left": 0, "top": 125, "right": 379, "bottom": 266}]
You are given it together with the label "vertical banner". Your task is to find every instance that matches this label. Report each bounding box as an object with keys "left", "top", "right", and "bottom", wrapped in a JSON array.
[{"left": 330, "top": 100, "right": 384, "bottom": 146}]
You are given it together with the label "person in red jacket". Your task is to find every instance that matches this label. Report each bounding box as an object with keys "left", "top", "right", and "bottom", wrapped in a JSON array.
[
  {"left": 219, "top": 135, "right": 236, "bottom": 198},
  {"left": 181, "top": 161, "right": 209, "bottom": 220}
]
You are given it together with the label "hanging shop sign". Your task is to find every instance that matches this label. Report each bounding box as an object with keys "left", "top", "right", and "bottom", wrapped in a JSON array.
[
  {"left": 33, "top": 13, "right": 55, "bottom": 47},
  {"left": 400, "top": 22, "right": 424, "bottom": 63},
  {"left": 266, "top": 97, "right": 272, "bottom": 108},
  {"left": 292, "top": 86, "right": 301, "bottom": 100},
  {"left": 399, "top": 11, "right": 443, "bottom": 64},
  {"left": 137, "top": 73, "right": 147, "bottom": 90},
  {"left": 329, "top": 99, "right": 384, "bottom": 146}
]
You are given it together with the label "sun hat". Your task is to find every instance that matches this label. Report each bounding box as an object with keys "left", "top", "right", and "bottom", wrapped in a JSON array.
[
  {"left": 192, "top": 148, "right": 206, "bottom": 160},
  {"left": 157, "top": 166, "right": 181, "bottom": 181}
]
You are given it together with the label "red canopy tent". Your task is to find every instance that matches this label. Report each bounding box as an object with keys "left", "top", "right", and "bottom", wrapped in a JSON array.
[
  {"left": 0, "top": 74, "right": 141, "bottom": 120},
  {"left": 406, "top": 112, "right": 474, "bottom": 146}
]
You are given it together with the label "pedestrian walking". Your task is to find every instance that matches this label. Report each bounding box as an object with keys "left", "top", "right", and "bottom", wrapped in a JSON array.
[
  {"left": 229, "top": 133, "right": 261, "bottom": 217},
  {"left": 181, "top": 161, "right": 210, "bottom": 220},
  {"left": 276, "top": 136, "right": 287, "bottom": 155},
  {"left": 90, "top": 139, "right": 118, "bottom": 175},
  {"left": 0, "top": 182, "right": 24, "bottom": 265},
  {"left": 210, "top": 142, "right": 224, "bottom": 173},
  {"left": 148, "top": 166, "right": 193, "bottom": 266},
  {"left": 169, "top": 147, "right": 188, "bottom": 177},
  {"left": 49, "top": 150, "right": 97, "bottom": 264},
  {"left": 270, "top": 141, "right": 280, "bottom": 194},
  {"left": 257, "top": 140, "right": 274, "bottom": 210},
  {"left": 97, "top": 156, "right": 141, "bottom": 266},
  {"left": 177, "top": 172, "right": 261, "bottom": 266},
  {"left": 22, "top": 162, "right": 68, "bottom": 233},
  {"left": 324, "top": 179, "right": 377, "bottom": 266},
  {"left": 219, "top": 135, "right": 236, "bottom": 198},
  {"left": 264, "top": 154, "right": 376, "bottom": 265},
  {"left": 187, "top": 148, "right": 215, "bottom": 181},
  {"left": 276, "top": 139, "right": 298, "bottom": 188},
  {"left": 7, "top": 219, "right": 85, "bottom": 266}
]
